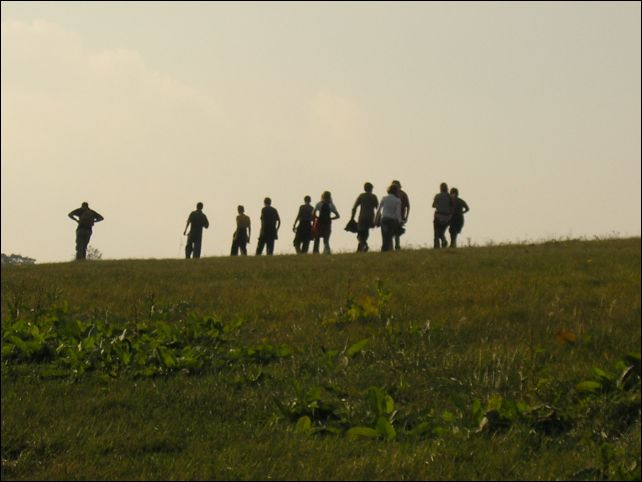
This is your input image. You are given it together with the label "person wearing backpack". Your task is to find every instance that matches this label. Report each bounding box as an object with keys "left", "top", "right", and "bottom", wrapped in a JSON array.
[
  {"left": 68, "top": 202, "right": 104, "bottom": 260},
  {"left": 183, "top": 202, "right": 210, "bottom": 258},
  {"left": 313, "top": 191, "right": 340, "bottom": 254}
]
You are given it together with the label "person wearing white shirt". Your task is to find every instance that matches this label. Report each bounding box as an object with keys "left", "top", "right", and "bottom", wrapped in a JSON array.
[{"left": 375, "top": 184, "right": 402, "bottom": 252}]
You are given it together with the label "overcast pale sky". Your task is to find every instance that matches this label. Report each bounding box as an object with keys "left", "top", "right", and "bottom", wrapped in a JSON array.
[{"left": 2, "top": 1, "right": 640, "bottom": 262}]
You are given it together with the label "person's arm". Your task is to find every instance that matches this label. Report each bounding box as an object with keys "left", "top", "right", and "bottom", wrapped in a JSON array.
[
  {"left": 68, "top": 210, "right": 80, "bottom": 223},
  {"left": 93, "top": 211, "right": 104, "bottom": 223},
  {"left": 462, "top": 200, "right": 470, "bottom": 214},
  {"left": 275, "top": 211, "right": 281, "bottom": 232},
  {"left": 248, "top": 219, "right": 251, "bottom": 242},
  {"left": 203, "top": 215, "right": 210, "bottom": 229},
  {"left": 375, "top": 203, "right": 383, "bottom": 226},
  {"left": 293, "top": 209, "right": 300, "bottom": 232},
  {"left": 351, "top": 196, "right": 360, "bottom": 220},
  {"left": 432, "top": 195, "right": 438, "bottom": 209},
  {"left": 403, "top": 194, "right": 410, "bottom": 221},
  {"left": 331, "top": 203, "right": 340, "bottom": 220},
  {"left": 183, "top": 215, "right": 191, "bottom": 236},
  {"left": 396, "top": 199, "right": 403, "bottom": 223}
]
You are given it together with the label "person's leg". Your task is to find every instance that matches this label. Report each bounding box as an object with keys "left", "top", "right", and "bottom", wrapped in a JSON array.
[
  {"left": 313, "top": 237, "right": 320, "bottom": 254},
  {"left": 381, "top": 221, "right": 392, "bottom": 251},
  {"left": 302, "top": 239, "right": 310, "bottom": 253},
  {"left": 323, "top": 235, "right": 331, "bottom": 254},
  {"left": 394, "top": 234, "right": 401, "bottom": 250},
  {"left": 193, "top": 236, "right": 202, "bottom": 258},
  {"left": 75, "top": 230, "right": 84, "bottom": 260},
  {"left": 231, "top": 238, "right": 238, "bottom": 256},
  {"left": 267, "top": 239, "right": 275, "bottom": 255},
  {"left": 433, "top": 220, "right": 441, "bottom": 249},
  {"left": 293, "top": 234, "right": 301, "bottom": 253},
  {"left": 256, "top": 238, "right": 264, "bottom": 255},
  {"left": 449, "top": 227, "right": 458, "bottom": 248},
  {"left": 76, "top": 229, "right": 91, "bottom": 260},
  {"left": 439, "top": 224, "right": 448, "bottom": 248},
  {"left": 240, "top": 241, "right": 247, "bottom": 256},
  {"left": 357, "top": 230, "right": 366, "bottom": 252}
]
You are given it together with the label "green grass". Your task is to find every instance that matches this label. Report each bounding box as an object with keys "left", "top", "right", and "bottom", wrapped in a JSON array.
[{"left": 2, "top": 238, "right": 640, "bottom": 480}]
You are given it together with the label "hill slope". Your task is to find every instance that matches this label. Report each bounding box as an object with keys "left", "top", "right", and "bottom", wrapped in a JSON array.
[{"left": 2, "top": 239, "right": 640, "bottom": 480}]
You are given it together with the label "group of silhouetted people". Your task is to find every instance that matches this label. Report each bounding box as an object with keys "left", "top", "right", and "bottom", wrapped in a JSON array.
[{"left": 68, "top": 181, "right": 469, "bottom": 260}]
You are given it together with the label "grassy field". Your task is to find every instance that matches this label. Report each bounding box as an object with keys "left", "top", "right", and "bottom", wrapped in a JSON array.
[{"left": 1, "top": 238, "right": 640, "bottom": 480}]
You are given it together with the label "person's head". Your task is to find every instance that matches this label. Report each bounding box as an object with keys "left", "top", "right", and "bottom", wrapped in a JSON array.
[
  {"left": 264, "top": 197, "right": 272, "bottom": 206},
  {"left": 304, "top": 195, "right": 311, "bottom": 203},
  {"left": 364, "top": 182, "right": 373, "bottom": 193},
  {"left": 440, "top": 182, "right": 448, "bottom": 192},
  {"left": 450, "top": 187, "right": 459, "bottom": 197},
  {"left": 322, "top": 191, "right": 331, "bottom": 202},
  {"left": 392, "top": 180, "right": 401, "bottom": 188},
  {"left": 237, "top": 205, "right": 245, "bottom": 214},
  {"left": 81, "top": 202, "right": 89, "bottom": 208},
  {"left": 196, "top": 202, "right": 204, "bottom": 210},
  {"left": 387, "top": 184, "right": 399, "bottom": 196}
]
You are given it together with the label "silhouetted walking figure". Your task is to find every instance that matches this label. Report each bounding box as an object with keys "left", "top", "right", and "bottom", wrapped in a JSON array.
[
  {"left": 432, "top": 182, "right": 452, "bottom": 248},
  {"left": 68, "top": 202, "right": 104, "bottom": 260},
  {"left": 391, "top": 180, "right": 410, "bottom": 250},
  {"left": 449, "top": 188, "right": 470, "bottom": 248},
  {"left": 256, "top": 197, "right": 281, "bottom": 255},
  {"left": 184, "top": 202, "right": 209, "bottom": 258},
  {"left": 350, "top": 183, "right": 378, "bottom": 252},
  {"left": 313, "top": 191, "right": 340, "bottom": 254},
  {"left": 293, "top": 195, "right": 314, "bottom": 254},
  {"left": 231, "top": 205, "right": 251, "bottom": 256},
  {"left": 376, "top": 184, "right": 402, "bottom": 252}
]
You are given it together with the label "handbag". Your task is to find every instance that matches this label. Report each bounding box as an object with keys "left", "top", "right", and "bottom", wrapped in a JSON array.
[
  {"left": 311, "top": 218, "right": 320, "bottom": 239},
  {"left": 344, "top": 219, "right": 358, "bottom": 233}
]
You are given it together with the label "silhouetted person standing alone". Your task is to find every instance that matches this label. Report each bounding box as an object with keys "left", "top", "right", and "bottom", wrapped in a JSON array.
[
  {"left": 231, "top": 205, "right": 251, "bottom": 256},
  {"left": 68, "top": 202, "right": 104, "bottom": 260},
  {"left": 184, "top": 202, "right": 209, "bottom": 258},
  {"left": 449, "top": 188, "right": 470, "bottom": 248},
  {"left": 256, "top": 197, "right": 281, "bottom": 255}
]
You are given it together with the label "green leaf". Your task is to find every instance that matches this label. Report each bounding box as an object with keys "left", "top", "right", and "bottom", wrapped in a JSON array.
[
  {"left": 295, "top": 416, "right": 312, "bottom": 434},
  {"left": 592, "top": 367, "right": 614, "bottom": 382},
  {"left": 157, "top": 347, "right": 177, "bottom": 368},
  {"left": 346, "top": 338, "right": 369, "bottom": 358},
  {"left": 346, "top": 426, "right": 380, "bottom": 440},
  {"left": 409, "top": 421, "right": 430, "bottom": 436},
  {"left": 576, "top": 380, "right": 602, "bottom": 393},
  {"left": 441, "top": 411, "right": 456, "bottom": 423},
  {"left": 375, "top": 417, "right": 396, "bottom": 440}
]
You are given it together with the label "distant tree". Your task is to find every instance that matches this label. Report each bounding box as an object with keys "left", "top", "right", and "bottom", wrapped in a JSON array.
[
  {"left": 86, "top": 246, "right": 103, "bottom": 260},
  {"left": 1, "top": 253, "right": 36, "bottom": 265}
]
